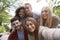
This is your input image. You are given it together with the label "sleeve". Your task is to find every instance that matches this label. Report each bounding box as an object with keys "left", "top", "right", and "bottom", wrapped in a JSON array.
[
  {"left": 8, "top": 31, "right": 15, "bottom": 40},
  {"left": 8, "top": 33, "right": 13, "bottom": 40},
  {"left": 39, "top": 27, "right": 60, "bottom": 40}
]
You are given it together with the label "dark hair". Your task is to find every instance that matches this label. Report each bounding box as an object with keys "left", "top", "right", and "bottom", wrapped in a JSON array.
[
  {"left": 10, "top": 17, "right": 20, "bottom": 23},
  {"left": 15, "top": 6, "right": 25, "bottom": 18}
]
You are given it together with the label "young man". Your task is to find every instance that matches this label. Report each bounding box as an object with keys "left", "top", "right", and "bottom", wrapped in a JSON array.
[
  {"left": 24, "top": 3, "right": 40, "bottom": 20},
  {"left": 8, "top": 17, "right": 28, "bottom": 40}
]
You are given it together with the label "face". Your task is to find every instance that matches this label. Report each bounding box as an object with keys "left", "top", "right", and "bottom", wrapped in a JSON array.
[
  {"left": 41, "top": 7, "right": 49, "bottom": 19},
  {"left": 12, "top": 20, "right": 22, "bottom": 30},
  {"left": 25, "top": 21, "right": 35, "bottom": 32},
  {"left": 24, "top": 5, "right": 32, "bottom": 14},
  {"left": 19, "top": 9, "right": 25, "bottom": 18}
]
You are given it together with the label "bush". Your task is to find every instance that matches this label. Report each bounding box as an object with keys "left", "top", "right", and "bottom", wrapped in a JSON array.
[{"left": 0, "top": 26, "right": 6, "bottom": 33}]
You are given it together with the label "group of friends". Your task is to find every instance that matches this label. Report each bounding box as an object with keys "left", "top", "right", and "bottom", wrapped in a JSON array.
[{"left": 8, "top": 3, "right": 60, "bottom": 40}]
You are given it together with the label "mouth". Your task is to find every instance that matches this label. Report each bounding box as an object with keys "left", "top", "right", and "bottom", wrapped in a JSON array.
[{"left": 15, "top": 25, "right": 22, "bottom": 29}]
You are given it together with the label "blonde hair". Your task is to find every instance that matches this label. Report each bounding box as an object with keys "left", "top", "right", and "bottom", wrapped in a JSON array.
[{"left": 39, "top": 6, "right": 52, "bottom": 28}]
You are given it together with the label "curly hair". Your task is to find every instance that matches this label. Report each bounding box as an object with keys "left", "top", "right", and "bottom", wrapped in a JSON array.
[{"left": 15, "top": 6, "right": 26, "bottom": 18}]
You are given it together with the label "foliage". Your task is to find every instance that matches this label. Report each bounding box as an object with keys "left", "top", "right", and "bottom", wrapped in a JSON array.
[
  {"left": 0, "top": 0, "right": 11, "bottom": 25},
  {"left": 0, "top": 26, "right": 6, "bottom": 33},
  {"left": 53, "top": 5, "right": 60, "bottom": 17},
  {"left": 0, "top": 0, "right": 12, "bottom": 33},
  {"left": 0, "top": 25, "right": 10, "bottom": 33},
  {"left": 3, "top": 25, "right": 10, "bottom": 32}
]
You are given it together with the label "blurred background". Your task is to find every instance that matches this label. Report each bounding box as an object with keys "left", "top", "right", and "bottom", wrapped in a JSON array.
[{"left": 0, "top": 0, "right": 60, "bottom": 40}]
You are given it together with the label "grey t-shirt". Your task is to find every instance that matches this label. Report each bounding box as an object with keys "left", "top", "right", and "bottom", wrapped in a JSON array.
[
  {"left": 33, "top": 12, "right": 40, "bottom": 20},
  {"left": 17, "top": 30, "right": 25, "bottom": 40}
]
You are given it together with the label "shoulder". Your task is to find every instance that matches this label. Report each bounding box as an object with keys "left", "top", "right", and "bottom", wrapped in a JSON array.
[
  {"left": 8, "top": 30, "right": 17, "bottom": 40},
  {"left": 52, "top": 16, "right": 59, "bottom": 21}
]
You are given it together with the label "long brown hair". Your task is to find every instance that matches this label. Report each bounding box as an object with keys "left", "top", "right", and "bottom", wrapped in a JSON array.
[
  {"left": 25, "top": 17, "right": 39, "bottom": 40},
  {"left": 39, "top": 6, "right": 52, "bottom": 28}
]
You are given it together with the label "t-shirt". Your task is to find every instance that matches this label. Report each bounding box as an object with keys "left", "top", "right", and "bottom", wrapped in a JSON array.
[{"left": 17, "top": 30, "right": 24, "bottom": 40}]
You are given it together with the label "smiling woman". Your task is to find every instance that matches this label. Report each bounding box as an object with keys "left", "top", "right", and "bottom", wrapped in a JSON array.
[
  {"left": 38, "top": 6, "right": 60, "bottom": 28},
  {"left": 25, "top": 17, "right": 39, "bottom": 40}
]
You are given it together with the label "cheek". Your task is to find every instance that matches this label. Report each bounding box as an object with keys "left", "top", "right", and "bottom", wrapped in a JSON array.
[{"left": 32, "top": 25, "right": 35, "bottom": 30}]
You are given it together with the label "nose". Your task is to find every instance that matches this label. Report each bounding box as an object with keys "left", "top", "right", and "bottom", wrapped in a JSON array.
[
  {"left": 15, "top": 24, "right": 18, "bottom": 27},
  {"left": 25, "top": 8, "right": 28, "bottom": 11},
  {"left": 43, "top": 11, "right": 46, "bottom": 14},
  {"left": 28, "top": 25, "right": 31, "bottom": 28}
]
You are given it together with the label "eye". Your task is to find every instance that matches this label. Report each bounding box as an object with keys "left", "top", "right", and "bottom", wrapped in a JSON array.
[
  {"left": 30, "top": 23, "right": 32, "bottom": 25},
  {"left": 45, "top": 10, "right": 48, "bottom": 12},
  {"left": 16, "top": 22, "right": 18, "bottom": 24},
  {"left": 12, "top": 23, "right": 15, "bottom": 26}
]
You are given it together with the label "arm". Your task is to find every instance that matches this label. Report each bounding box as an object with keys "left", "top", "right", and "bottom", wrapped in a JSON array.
[{"left": 38, "top": 26, "right": 60, "bottom": 40}]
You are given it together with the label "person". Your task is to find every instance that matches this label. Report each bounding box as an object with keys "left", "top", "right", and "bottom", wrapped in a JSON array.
[
  {"left": 15, "top": 6, "right": 27, "bottom": 22},
  {"left": 38, "top": 6, "right": 60, "bottom": 28},
  {"left": 25, "top": 17, "right": 60, "bottom": 40},
  {"left": 8, "top": 17, "right": 28, "bottom": 40},
  {"left": 24, "top": 3, "right": 40, "bottom": 20},
  {"left": 25, "top": 17, "right": 39, "bottom": 40}
]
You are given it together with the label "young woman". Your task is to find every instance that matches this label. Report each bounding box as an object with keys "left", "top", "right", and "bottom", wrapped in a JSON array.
[
  {"left": 25, "top": 17, "right": 60, "bottom": 40},
  {"left": 15, "top": 6, "right": 27, "bottom": 22},
  {"left": 25, "top": 17, "right": 39, "bottom": 40},
  {"left": 38, "top": 6, "right": 60, "bottom": 28}
]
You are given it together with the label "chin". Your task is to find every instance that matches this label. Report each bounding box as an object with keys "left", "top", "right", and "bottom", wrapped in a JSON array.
[
  {"left": 43, "top": 17, "right": 47, "bottom": 19},
  {"left": 30, "top": 30, "right": 34, "bottom": 32}
]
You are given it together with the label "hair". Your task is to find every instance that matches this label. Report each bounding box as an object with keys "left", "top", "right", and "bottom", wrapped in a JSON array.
[
  {"left": 25, "top": 17, "right": 39, "bottom": 28},
  {"left": 25, "top": 17, "right": 39, "bottom": 40},
  {"left": 25, "top": 3, "right": 31, "bottom": 7},
  {"left": 39, "top": 6, "right": 52, "bottom": 28},
  {"left": 10, "top": 17, "right": 20, "bottom": 23},
  {"left": 15, "top": 6, "right": 26, "bottom": 18},
  {"left": 24, "top": 3, "right": 32, "bottom": 9}
]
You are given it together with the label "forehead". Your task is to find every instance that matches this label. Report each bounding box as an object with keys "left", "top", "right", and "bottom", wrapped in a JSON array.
[{"left": 26, "top": 21, "right": 33, "bottom": 24}]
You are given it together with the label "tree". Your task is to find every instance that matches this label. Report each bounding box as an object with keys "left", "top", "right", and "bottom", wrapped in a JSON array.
[
  {"left": 53, "top": 5, "right": 60, "bottom": 17},
  {"left": 0, "top": 0, "right": 12, "bottom": 32},
  {"left": 0, "top": 0, "right": 11, "bottom": 25}
]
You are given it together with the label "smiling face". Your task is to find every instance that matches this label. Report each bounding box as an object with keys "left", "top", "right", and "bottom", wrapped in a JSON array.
[
  {"left": 19, "top": 9, "right": 25, "bottom": 18},
  {"left": 41, "top": 7, "right": 50, "bottom": 19},
  {"left": 25, "top": 21, "right": 36, "bottom": 32},
  {"left": 24, "top": 4, "right": 32, "bottom": 15},
  {"left": 12, "top": 20, "right": 22, "bottom": 30}
]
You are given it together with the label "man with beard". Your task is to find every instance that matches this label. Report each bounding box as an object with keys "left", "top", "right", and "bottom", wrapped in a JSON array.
[{"left": 8, "top": 17, "right": 28, "bottom": 40}]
